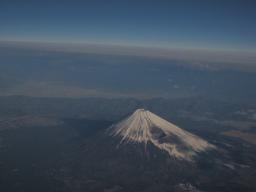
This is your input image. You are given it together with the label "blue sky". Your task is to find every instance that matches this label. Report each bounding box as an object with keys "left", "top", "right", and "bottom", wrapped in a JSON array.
[{"left": 0, "top": 0, "right": 256, "bottom": 51}]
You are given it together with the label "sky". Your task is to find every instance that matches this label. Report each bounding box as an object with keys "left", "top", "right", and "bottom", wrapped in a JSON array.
[{"left": 0, "top": 0, "right": 256, "bottom": 51}]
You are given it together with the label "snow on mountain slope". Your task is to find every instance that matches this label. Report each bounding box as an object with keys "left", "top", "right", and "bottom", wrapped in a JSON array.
[{"left": 109, "top": 109, "right": 215, "bottom": 160}]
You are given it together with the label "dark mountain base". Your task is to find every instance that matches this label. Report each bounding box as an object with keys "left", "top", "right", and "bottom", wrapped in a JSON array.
[{"left": 0, "top": 117, "right": 256, "bottom": 192}]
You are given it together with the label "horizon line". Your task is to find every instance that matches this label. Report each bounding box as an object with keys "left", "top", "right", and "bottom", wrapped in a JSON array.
[{"left": 1, "top": 39, "right": 256, "bottom": 72}]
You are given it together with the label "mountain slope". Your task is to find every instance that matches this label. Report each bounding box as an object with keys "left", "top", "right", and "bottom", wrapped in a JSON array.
[{"left": 109, "top": 109, "right": 215, "bottom": 160}]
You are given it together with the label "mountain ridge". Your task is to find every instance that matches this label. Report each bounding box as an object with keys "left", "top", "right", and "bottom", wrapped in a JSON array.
[{"left": 109, "top": 109, "right": 215, "bottom": 160}]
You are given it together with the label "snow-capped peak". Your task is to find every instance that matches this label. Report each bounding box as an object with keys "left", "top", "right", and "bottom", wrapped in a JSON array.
[{"left": 109, "top": 109, "right": 215, "bottom": 160}]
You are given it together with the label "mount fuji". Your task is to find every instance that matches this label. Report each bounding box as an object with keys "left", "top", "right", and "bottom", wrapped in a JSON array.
[{"left": 109, "top": 109, "right": 215, "bottom": 160}]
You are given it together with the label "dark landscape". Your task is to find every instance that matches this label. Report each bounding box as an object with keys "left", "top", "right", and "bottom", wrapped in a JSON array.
[{"left": 0, "top": 95, "right": 256, "bottom": 192}]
